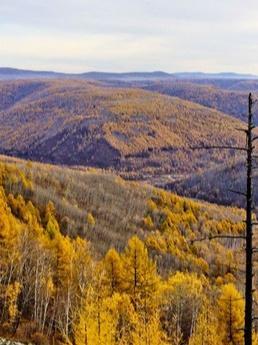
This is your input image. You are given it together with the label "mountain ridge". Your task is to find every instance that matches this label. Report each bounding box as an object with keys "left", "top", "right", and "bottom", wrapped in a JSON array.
[{"left": 1, "top": 67, "right": 258, "bottom": 81}]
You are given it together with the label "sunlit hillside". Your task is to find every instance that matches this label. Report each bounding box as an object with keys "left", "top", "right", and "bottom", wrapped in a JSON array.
[
  {"left": 0, "top": 155, "right": 151, "bottom": 254},
  {"left": 143, "top": 80, "right": 258, "bottom": 123},
  {"left": 0, "top": 156, "right": 253, "bottom": 344},
  {"left": 0, "top": 79, "right": 247, "bottom": 184}
]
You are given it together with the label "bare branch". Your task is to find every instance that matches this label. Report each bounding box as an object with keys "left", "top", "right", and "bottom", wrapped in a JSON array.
[
  {"left": 209, "top": 234, "right": 246, "bottom": 240},
  {"left": 235, "top": 127, "right": 248, "bottom": 134},
  {"left": 190, "top": 145, "right": 247, "bottom": 151},
  {"left": 190, "top": 234, "right": 246, "bottom": 244},
  {"left": 234, "top": 328, "right": 245, "bottom": 333},
  {"left": 228, "top": 189, "right": 247, "bottom": 197}
]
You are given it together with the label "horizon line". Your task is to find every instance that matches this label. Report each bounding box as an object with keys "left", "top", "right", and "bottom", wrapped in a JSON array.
[{"left": 1, "top": 66, "right": 258, "bottom": 78}]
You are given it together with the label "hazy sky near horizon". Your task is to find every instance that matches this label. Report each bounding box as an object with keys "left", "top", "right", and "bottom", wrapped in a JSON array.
[{"left": 1, "top": 0, "right": 258, "bottom": 73}]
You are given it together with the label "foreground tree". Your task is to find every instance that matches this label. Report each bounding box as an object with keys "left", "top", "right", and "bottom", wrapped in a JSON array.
[
  {"left": 193, "top": 93, "right": 257, "bottom": 345},
  {"left": 189, "top": 300, "right": 221, "bottom": 345},
  {"left": 217, "top": 284, "right": 244, "bottom": 345}
]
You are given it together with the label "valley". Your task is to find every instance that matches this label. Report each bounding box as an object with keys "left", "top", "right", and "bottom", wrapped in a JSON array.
[
  {"left": 0, "top": 79, "right": 249, "bottom": 186},
  {"left": 0, "top": 71, "right": 257, "bottom": 344},
  {"left": 3, "top": 0, "right": 258, "bottom": 343}
]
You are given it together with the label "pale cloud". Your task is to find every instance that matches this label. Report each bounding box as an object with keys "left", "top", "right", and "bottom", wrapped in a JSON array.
[
  {"left": 0, "top": 33, "right": 172, "bottom": 72},
  {"left": 1, "top": 0, "right": 258, "bottom": 72}
]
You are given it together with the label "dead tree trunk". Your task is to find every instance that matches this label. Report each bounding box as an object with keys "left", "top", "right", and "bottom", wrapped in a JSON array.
[
  {"left": 245, "top": 92, "right": 254, "bottom": 345},
  {"left": 191, "top": 93, "right": 257, "bottom": 345}
]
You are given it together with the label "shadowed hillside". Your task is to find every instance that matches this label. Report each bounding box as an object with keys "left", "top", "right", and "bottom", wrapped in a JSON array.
[{"left": 169, "top": 157, "right": 258, "bottom": 210}]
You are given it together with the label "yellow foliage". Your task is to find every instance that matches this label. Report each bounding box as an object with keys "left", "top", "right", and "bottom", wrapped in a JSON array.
[
  {"left": 0, "top": 161, "right": 248, "bottom": 345},
  {"left": 6, "top": 282, "right": 21, "bottom": 323},
  {"left": 143, "top": 215, "right": 154, "bottom": 230},
  {"left": 121, "top": 236, "right": 160, "bottom": 308},
  {"left": 147, "top": 198, "right": 156, "bottom": 211},
  {"left": 103, "top": 248, "right": 123, "bottom": 296},
  {"left": 74, "top": 291, "right": 133, "bottom": 345},
  {"left": 131, "top": 310, "right": 168, "bottom": 345},
  {"left": 217, "top": 283, "right": 244, "bottom": 345},
  {"left": 45, "top": 201, "right": 60, "bottom": 238},
  {"left": 189, "top": 300, "right": 222, "bottom": 345},
  {"left": 86, "top": 212, "right": 96, "bottom": 227}
]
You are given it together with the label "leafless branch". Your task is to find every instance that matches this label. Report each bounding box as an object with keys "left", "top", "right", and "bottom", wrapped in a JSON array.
[
  {"left": 190, "top": 234, "right": 246, "bottom": 244},
  {"left": 190, "top": 145, "right": 247, "bottom": 151},
  {"left": 228, "top": 189, "right": 247, "bottom": 197}
]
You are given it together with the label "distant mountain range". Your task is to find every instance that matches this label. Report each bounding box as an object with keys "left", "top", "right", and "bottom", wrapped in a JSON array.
[{"left": 0, "top": 67, "right": 258, "bottom": 81}]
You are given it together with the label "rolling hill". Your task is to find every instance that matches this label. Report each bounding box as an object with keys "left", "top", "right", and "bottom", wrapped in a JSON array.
[
  {"left": 0, "top": 67, "right": 65, "bottom": 80},
  {"left": 143, "top": 80, "right": 258, "bottom": 123},
  {"left": 0, "top": 155, "right": 151, "bottom": 254},
  {"left": 0, "top": 156, "right": 251, "bottom": 344},
  {"left": 0, "top": 67, "right": 174, "bottom": 81},
  {"left": 0, "top": 155, "right": 245, "bottom": 256},
  {"left": 0, "top": 79, "right": 247, "bottom": 183}
]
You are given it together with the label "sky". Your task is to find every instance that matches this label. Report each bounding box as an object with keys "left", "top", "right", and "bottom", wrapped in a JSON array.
[{"left": 1, "top": 0, "right": 258, "bottom": 73}]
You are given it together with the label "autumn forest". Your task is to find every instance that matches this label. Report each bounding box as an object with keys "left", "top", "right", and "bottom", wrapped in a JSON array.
[{"left": 0, "top": 69, "right": 256, "bottom": 345}]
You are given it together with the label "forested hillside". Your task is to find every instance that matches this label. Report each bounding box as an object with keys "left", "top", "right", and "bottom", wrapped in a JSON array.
[
  {"left": 169, "top": 157, "right": 258, "bottom": 208},
  {"left": 143, "top": 80, "right": 258, "bottom": 123},
  {"left": 184, "top": 78, "right": 258, "bottom": 91},
  {"left": 0, "top": 79, "right": 247, "bottom": 183},
  {"left": 0, "top": 158, "right": 255, "bottom": 344}
]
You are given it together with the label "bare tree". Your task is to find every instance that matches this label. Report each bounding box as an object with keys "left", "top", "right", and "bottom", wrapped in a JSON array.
[{"left": 192, "top": 93, "right": 256, "bottom": 345}]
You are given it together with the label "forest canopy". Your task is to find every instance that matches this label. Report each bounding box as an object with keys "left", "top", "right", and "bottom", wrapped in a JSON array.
[{"left": 0, "top": 159, "right": 255, "bottom": 345}]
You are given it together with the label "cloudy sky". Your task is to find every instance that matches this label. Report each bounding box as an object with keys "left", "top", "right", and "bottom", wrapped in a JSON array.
[{"left": 1, "top": 0, "right": 258, "bottom": 73}]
